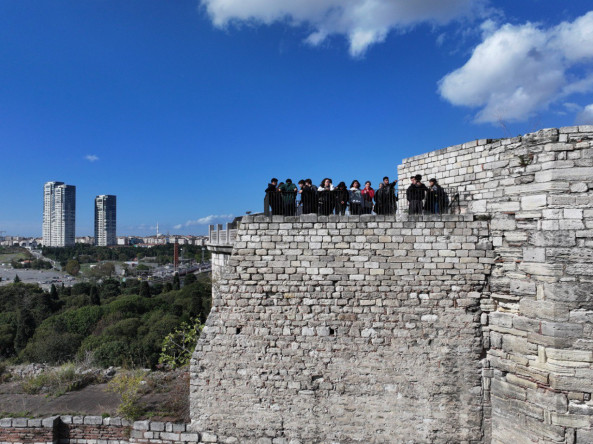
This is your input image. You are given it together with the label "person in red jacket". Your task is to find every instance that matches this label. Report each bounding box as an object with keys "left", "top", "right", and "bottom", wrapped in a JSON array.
[{"left": 361, "top": 181, "right": 375, "bottom": 214}]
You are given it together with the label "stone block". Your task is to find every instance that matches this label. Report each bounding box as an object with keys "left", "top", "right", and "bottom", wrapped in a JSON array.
[
  {"left": 545, "top": 282, "right": 592, "bottom": 303},
  {"left": 521, "top": 194, "right": 547, "bottom": 210},
  {"left": 83, "top": 416, "right": 103, "bottom": 425},
  {"left": 522, "top": 248, "right": 545, "bottom": 262},
  {"left": 150, "top": 421, "right": 165, "bottom": 431},
  {"left": 491, "top": 378, "right": 527, "bottom": 401},
  {"left": 551, "top": 412, "right": 592, "bottom": 428},
  {"left": 134, "top": 420, "right": 150, "bottom": 431},
  {"left": 519, "top": 298, "right": 569, "bottom": 322},
  {"left": 535, "top": 167, "right": 593, "bottom": 182},
  {"left": 202, "top": 432, "right": 219, "bottom": 442},
  {"left": 546, "top": 348, "right": 593, "bottom": 362}
]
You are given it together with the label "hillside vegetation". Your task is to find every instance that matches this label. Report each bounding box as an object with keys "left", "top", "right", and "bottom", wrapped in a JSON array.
[{"left": 0, "top": 275, "right": 211, "bottom": 368}]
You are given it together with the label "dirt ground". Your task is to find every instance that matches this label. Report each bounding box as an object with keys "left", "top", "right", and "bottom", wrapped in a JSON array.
[{"left": 0, "top": 369, "right": 190, "bottom": 422}]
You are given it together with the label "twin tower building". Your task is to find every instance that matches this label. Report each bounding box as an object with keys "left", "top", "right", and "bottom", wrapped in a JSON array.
[{"left": 42, "top": 181, "right": 116, "bottom": 247}]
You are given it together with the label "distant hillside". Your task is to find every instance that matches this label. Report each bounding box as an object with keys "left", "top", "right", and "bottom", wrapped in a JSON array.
[{"left": 0, "top": 275, "right": 211, "bottom": 368}]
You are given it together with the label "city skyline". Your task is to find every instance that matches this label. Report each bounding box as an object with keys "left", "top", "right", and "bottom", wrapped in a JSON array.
[{"left": 1, "top": 1, "right": 592, "bottom": 237}]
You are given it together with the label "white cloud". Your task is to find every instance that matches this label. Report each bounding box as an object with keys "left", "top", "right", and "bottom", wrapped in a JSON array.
[
  {"left": 85, "top": 154, "right": 99, "bottom": 162},
  {"left": 439, "top": 11, "right": 593, "bottom": 123},
  {"left": 577, "top": 104, "right": 593, "bottom": 125},
  {"left": 174, "top": 214, "right": 234, "bottom": 230},
  {"left": 200, "top": 0, "right": 489, "bottom": 56}
]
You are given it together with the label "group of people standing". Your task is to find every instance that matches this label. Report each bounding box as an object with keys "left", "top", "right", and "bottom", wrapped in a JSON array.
[
  {"left": 265, "top": 174, "right": 448, "bottom": 216},
  {"left": 406, "top": 174, "right": 449, "bottom": 215}
]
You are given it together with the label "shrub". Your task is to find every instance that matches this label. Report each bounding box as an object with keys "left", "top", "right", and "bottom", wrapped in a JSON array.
[
  {"left": 21, "top": 363, "right": 98, "bottom": 396},
  {"left": 20, "top": 331, "right": 83, "bottom": 364},
  {"left": 107, "top": 371, "right": 147, "bottom": 420},
  {"left": 159, "top": 318, "right": 203, "bottom": 369}
]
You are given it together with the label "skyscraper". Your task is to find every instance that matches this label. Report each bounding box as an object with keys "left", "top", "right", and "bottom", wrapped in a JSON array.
[
  {"left": 95, "top": 195, "right": 116, "bottom": 246},
  {"left": 43, "top": 181, "right": 76, "bottom": 247}
]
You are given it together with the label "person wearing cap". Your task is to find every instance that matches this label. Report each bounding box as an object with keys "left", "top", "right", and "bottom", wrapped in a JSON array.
[{"left": 279, "top": 178, "right": 298, "bottom": 216}]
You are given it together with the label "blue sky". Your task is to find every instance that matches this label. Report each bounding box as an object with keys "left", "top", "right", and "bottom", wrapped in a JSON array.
[{"left": 1, "top": 0, "right": 592, "bottom": 237}]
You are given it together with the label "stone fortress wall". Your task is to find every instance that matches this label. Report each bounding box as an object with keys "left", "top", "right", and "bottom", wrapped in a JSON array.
[
  {"left": 398, "top": 126, "right": 593, "bottom": 443},
  {"left": 191, "top": 126, "right": 593, "bottom": 443},
  {"left": 192, "top": 215, "right": 493, "bottom": 443}
]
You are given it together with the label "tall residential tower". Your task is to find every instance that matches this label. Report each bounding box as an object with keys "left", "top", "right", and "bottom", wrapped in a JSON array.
[
  {"left": 94, "top": 195, "right": 117, "bottom": 246},
  {"left": 43, "top": 181, "right": 76, "bottom": 247}
]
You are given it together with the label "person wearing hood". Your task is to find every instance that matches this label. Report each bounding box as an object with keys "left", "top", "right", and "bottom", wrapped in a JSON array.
[
  {"left": 349, "top": 180, "right": 363, "bottom": 215},
  {"left": 318, "top": 178, "right": 335, "bottom": 215},
  {"left": 279, "top": 178, "right": 298, "bottom": 216},
  {"left": 334, "top": 181, "right": 349, "bottom": 215},
  {"left": 265, "top": 178, "right": 282, "bottom": 215}
]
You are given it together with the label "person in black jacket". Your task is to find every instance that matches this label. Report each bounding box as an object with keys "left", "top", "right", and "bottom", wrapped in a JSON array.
[
  {"left": 406, "top": 174, "right": 427, "bottom": 215},
  {"left": 300, "top": 178, "right": 317, "bottom": 214},
  {"left": 265, "top": 178, "right": 282, "bottom": 215},
  {"left": 375, "top": 176, "right": 398, "bottom": 215},
  {"left": 318, "top": 178, "right": 335, "bottom": 215},
  {"left": 334, "top": 182, "right": 349, "bottom": 215},
  {"left": 425, "top": 178, "right": 448, "bottom": 214}
]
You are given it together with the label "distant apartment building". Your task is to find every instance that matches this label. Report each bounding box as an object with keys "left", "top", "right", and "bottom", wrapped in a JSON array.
[
  {"left": 94, "top": 195, "right": 117, "bottom": 246},
  {"left": 43, "top": 181, "right": 76, "bottom": 247}
]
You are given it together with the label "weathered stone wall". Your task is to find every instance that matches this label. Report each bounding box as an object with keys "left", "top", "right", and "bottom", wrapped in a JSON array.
[
  {"left": 0, "top": 416, "right": 205, "bottom": 444},
  {"left": 191, "top": 215, "right": 493, "bottom": 443},
  {"left": 399, "top": 126, "right": 593, "bottom": 443}
]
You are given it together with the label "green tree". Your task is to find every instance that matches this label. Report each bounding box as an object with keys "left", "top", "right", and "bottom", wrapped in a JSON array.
[
  {"left": 172, "top": 273, "right": 180, "bottom": 291},
  {"left": 184, "top": 273, "right": 197, "bottom": 286},
  {"left": 90, "top": 286, "right": 100, "bottom": 305},
  {"left": 65, "top": 259, "right": 80, "bottom": 276},
  {"left": 14, "top": 308, "right": 35, "bottom": 351},
  {"left": 139, "top": 282, "right": 151, "bottom": 298},
  {"left": 50, "top": 284, "right": 58, "bottom": 300},
  {"left": 13, "top": 274, "right": 21, "bottom": 283}
]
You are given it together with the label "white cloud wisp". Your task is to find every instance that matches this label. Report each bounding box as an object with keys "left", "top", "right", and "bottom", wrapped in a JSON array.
[
  {"left": 577, "top": 104, "right": 593, "bottom": 125},
  {"left": 173, "top": 214, "right": 234, "bottom": 230},
  {"left": 85, "top": 154, "right": 99, "bottom": 162},
  {"left": 439, "top": 12, "right": 593, "bottom": 123},
  {"left": 200, "top": 0, "right": 488, "bottom": 56}
]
